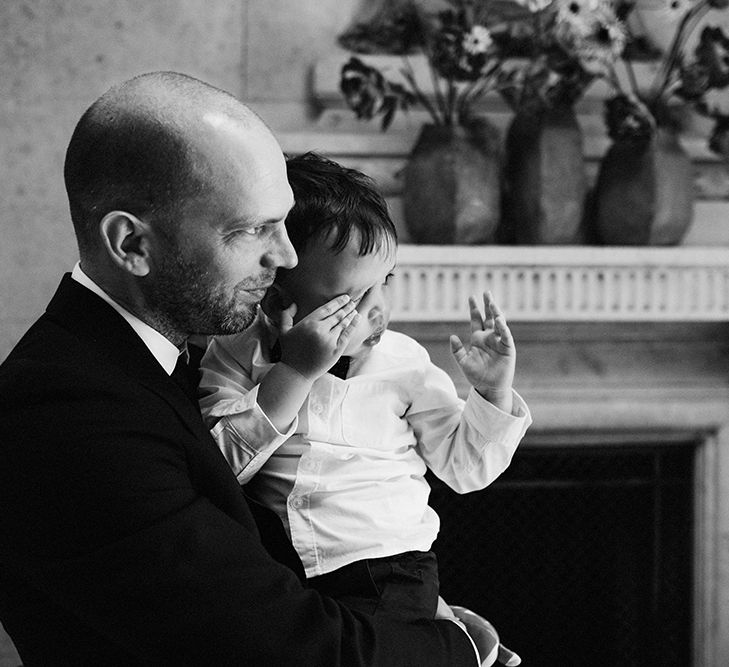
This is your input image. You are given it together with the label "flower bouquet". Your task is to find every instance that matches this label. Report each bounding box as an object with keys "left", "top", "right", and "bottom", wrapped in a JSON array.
[
  {"left": 591, "top": 0, "right": 729, "bottom": 245},
  {"left": 604, "top": 0, "right": 729, "bottom": 142},
  {"left": 493, "top": 0, "right": 626, "bottom": 114},
  {"left": 339, "top": 0, "right": 504, "bottom": 130},
  {"left": 491, "top": 0, "right": 625, "bottom": 244},
  {"left": 338, "top": 0, "right": 511, "bottom": 244}
]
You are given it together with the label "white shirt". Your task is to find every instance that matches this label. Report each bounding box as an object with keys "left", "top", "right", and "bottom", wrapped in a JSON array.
[
  {"left": 70, "top": 263, "right": 181, "bottom": 375},
  {"left": 199, "top": 312, "right": 531, "bottom": 578}
]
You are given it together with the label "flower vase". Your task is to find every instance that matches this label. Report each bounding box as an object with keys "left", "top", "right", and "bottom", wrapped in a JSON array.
[
  {"left": 402, "top": 122, "right": 501, "bottom": 245},
  {"left": 590, "top": 127, "right": 693, "bottom": 245},
  {"left": 499, "top": 105, "right": 586, "bottom": 245}
]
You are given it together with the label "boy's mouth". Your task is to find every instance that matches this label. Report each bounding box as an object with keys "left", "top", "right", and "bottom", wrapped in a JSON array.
[{"left": 363, "top": 329, "right": 384, "bottom": 347}]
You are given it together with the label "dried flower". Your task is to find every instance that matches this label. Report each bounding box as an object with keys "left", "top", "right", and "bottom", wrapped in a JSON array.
[
  {"left": 340, "top": 57, "right": 418, "bottom": 128},
  {"left": 604, "top": 93, "right": 656, "bottom": 139},
  {"left": 494, "top": 0, "right": 625, "bottom": 112},
  {"left": 338, "top": 0, "right": 626, "bottom": 126},
  {"left": 694, "top": 26, "right": 729, "bottom": 89},
  {"left": 607, "top": 0, "right": 729, "bottom": 147},
  {"left": 339, "top": 0, "right": 503, "bottom": 128}
]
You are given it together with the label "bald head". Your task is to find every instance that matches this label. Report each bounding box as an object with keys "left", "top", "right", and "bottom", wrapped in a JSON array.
[{"left": 64, "top": 71, "right": 268, "bottom": 256}]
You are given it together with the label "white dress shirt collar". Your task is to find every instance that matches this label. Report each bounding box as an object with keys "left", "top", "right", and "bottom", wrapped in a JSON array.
[{"left": 71, "top": 263, "right": 181, "bottom": 375}]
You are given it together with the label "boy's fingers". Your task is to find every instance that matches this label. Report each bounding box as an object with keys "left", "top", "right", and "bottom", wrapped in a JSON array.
[
  {"left": 469, "top": 295, "right": 484, "bottom": 334},
  {"left": 279, "top": 303, "right": 296, "bottom": 334},
  {"left": 495, "top": 316, "right": 514, "bottom": 346},
  {"left": 488, "top": 293, "right": 505, "bottom": 319},
  {"left": 485, "top": 291, "right": 502, "bottom": 330},
  {"left": 449, "top": 334, "right": 467, "bottom": 363},
  {"left": 316, "top": 294, "right": 352, "bottom": 319},
  {"left": 336, "top": 312, "right": 360, "bottom": 345},
  {"left": 329, "top": 305, "right": 358, "bottom": 332}
]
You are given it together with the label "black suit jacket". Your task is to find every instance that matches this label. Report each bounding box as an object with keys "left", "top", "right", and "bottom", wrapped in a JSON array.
[{"left": 0, "top": 275, "right": 475, "bottom": 666}]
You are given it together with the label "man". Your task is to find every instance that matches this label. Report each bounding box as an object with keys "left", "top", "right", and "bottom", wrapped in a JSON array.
[{"left": 0, "top": 72, "right": 480, "bottom": 665}]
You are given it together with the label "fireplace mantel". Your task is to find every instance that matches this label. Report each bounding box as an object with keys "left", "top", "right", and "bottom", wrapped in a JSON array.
[{"left": 391, "top": 245, "right": 729, "bottom": 323}]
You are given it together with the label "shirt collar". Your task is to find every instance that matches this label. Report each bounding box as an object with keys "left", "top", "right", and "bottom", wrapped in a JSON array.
[{"left": 71, "top": 262, "right": 182, "bottom": 375}]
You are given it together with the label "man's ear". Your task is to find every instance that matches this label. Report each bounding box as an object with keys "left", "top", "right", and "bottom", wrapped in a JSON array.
[{"left": 98, "top": 211, "right": 153, "bottom": 276}]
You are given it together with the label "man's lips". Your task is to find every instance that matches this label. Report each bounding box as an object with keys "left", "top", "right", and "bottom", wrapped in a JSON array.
[{"left": 241, "top": 283, "right": 273, "bottom": 298}]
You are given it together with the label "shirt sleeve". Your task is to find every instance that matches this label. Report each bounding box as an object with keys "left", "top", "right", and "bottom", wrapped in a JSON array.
[
  {"left": 198, "top": 335, "right": 296, "bottom": 483},
  {"left": 408, "top": 350, "right": 532, "bottom": 494}
]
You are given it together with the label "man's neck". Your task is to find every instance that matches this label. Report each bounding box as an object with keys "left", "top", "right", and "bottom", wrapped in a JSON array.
[{"left": 80, "top": 261, "right": 187, "bottom": 347}]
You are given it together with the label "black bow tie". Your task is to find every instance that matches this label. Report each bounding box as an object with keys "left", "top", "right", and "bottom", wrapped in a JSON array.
[
  {"left": 327, "top": 354, "right": 351, "bottom": 380},
  {"left": 270, "top": 341, "right": 351, "bottom": 380}
]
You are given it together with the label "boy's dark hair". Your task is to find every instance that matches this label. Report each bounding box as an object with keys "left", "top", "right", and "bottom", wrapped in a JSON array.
[{"left": 284, "top": 152, "right": 397, "bottom": 256}]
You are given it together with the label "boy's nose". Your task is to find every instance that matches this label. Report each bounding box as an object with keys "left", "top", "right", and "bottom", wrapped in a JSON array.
[{"left": 368, "top": 308, "right": 384, "bottom": 331}]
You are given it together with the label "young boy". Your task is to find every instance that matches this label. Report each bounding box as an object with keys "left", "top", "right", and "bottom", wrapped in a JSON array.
[{"left": 198, "top": 152, "right": 531, "bottom": 644}]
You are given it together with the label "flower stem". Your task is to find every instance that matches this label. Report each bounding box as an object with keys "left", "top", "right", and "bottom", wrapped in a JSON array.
[
  {"left": 650, "top": 0, "right": 710, "bottom": 103},
  {"left": 400, "top": 56, "right": 442, "bottom": 124},
  {"left": 422, "top": 48, "right": 449, "bottom": 124},
  {"left": 623, "top": 58, "right": 639, "bottom": 98},
  {"left": 458, "top": 63, "right": 499, "bottom": 120},
  {"left": 445, "top": 80, "right": 457, "bottom": 125}
]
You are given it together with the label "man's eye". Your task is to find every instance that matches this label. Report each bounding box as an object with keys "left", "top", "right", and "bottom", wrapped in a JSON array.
[{"left": 226, "top": 226, "right": 264, "bottom": 242}]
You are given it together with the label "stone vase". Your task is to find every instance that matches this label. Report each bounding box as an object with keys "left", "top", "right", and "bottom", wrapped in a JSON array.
[
  {"left": 402, "top": 122, "right": 501, "bottom": 244},
  {"left": 499, "top": 105, "right": 587, "bottom": 245},
  {"left": 591, "top": 127, "right": 694, "bottom": 245}
]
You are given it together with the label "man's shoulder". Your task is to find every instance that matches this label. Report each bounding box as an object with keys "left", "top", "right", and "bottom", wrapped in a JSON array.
[{"left": 1, "top": 310, "right": 143, "bottom": 407}]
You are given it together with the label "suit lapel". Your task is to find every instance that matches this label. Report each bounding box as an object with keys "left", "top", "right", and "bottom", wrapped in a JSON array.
[
  {"left": 44, "top": 275, "right": 306, "bottom": 575},
  {"left": 45, "top": 275, "right": 212, "bottom": 443}
]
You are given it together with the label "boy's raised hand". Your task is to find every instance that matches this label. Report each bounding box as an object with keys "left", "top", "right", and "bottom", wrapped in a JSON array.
[
  {"left": 450, "top": 292, "right": 515, "bottom": 413},
  {"left": 278, "top": 295, "right": 359, "bottom": 381}
]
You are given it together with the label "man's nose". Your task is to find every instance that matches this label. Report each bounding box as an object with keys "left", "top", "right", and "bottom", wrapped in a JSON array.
[{"left": 262, "top": 227, "right": 298, "bottom": 270}]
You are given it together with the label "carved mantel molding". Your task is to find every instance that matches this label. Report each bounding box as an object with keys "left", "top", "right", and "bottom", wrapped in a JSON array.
[{"left": 392, "top": 245, "right": 729, "bottom": 322}]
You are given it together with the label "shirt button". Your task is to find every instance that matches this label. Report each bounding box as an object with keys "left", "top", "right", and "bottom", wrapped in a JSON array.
[{"left": 290, "top": 496, "right": 305, "bottom": 509}]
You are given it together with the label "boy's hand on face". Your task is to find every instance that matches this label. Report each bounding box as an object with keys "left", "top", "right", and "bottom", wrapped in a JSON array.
[
  {"left": 450, "top": 292, "right": 515, "bottom": 413},
  {"left": 278, "top": 295, "right": 359, "bottom": 381}
]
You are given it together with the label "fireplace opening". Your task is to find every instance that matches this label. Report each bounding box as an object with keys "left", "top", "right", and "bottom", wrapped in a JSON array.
[{"left": 428, "top": 436, "right": 698, "bottom": 666}]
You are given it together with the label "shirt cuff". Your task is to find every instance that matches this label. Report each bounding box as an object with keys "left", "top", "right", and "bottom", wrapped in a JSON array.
[
  {"left": 208, "top": 384, "right": 298, "bottom": 450},
  {"left": 465, "top": 387, "right": 532, "bottom": 426}
]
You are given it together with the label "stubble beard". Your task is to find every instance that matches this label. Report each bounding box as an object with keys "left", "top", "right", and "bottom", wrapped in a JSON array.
[{"left": 141, "top": 249, "right": 270, "bottom": 340}]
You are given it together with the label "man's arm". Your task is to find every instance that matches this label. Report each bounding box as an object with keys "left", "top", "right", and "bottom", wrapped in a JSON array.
[{"left": 0, "top": 359, "right": 477, "bottom": 666}]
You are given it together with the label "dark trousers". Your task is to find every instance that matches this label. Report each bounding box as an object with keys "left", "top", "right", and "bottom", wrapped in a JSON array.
[{"left": 307, "top": 550, "right": 440, "bottom": 622}]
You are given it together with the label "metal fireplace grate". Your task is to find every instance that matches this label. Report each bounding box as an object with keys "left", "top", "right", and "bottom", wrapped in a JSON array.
[{"left": 428, "top": 441, "right": 696, "bottom": 667}]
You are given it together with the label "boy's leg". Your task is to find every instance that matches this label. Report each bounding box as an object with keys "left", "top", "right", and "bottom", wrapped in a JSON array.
[{"left": 307, "top": 550, "right": 440, "bottom": 622}]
